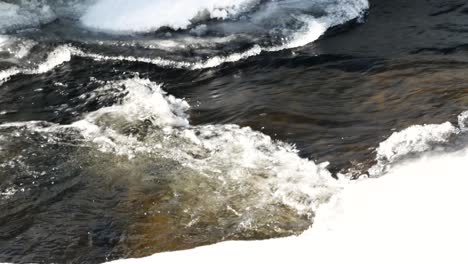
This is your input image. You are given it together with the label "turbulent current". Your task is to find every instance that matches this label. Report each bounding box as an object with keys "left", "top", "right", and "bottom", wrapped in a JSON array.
[{"left": 1, "top": 0, "right": 468, "bottom": 263}]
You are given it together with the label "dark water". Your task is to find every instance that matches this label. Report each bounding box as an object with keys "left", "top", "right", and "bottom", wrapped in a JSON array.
[{"left": 1, "top": 0, "right": 468, "bottom": 263}]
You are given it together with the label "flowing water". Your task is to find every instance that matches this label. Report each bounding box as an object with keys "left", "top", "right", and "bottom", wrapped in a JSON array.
[{"left": 1, "top": 0, "right": 468, "bottom": 263}]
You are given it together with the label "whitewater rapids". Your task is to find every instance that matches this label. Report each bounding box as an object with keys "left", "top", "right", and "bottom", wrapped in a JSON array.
[
  {"left": 3, "top": 1, "right": 467, "bottom": 263},
  {"left": 110, "top": 115, "right": 468, "bottom": 264}
]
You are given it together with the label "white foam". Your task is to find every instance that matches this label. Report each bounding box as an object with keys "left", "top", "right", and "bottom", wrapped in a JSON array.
[
  {"left": 0, "top": 77, "right": 339, "bottom": 232},
  {"left": 29, "top": 45, "right": 72, "bottom": 74},
  {"left": 0, "top": 36, "right": 35, "bottom": 59},
  {"left": 0, "top": 67, "right": 21, "bottom": 85},
  {"left": 458, "top": 110, "right": 468, "bottom": 132},
  {"left": 69, "top": 47, "right": 193, "bottom": 69},
  {"left": 267, "top": 0, "right": 368, "bottom": 52},
  {"left": 77, "top": 0, "right": 368, "bottom": 68},
  {"left": 0, "top": 45, "right": 72, "bottom": 84},
  {"left": 369, "top": 122, "right": 459, "bottom": 176},
  {"left": 0, "top": 35, "right": 8, "bottom": 47},
  {"left": 66, "top": 77, "right": 338, "bottom": 216},
  {"left": 12, "top": 40, "right": 35, "bottom": 59},
  {"left": 0, "top": 0, "right": 369, "bottom": 69},
  {"left": 70, "top": 45, "right": 262, "bottom": 69},
  {"left": 81, "top": 0, "right": 257, "bottom": 33},
  {"left": 179, "top": 125, "right": 338, "bottom": 214},
  {"left": 73, "top": 78, "right": 190, "bottom": 130},
  {"left": 109, "top": 118, "right": 468, "bottom": 264},
  {"left": 67, "top": 78, "right": 189, "bottom": 158},
  {"left": 191, "top": 45, "right": 262, "bottom": 69},
  {"left": 266, "top": 19, "right": 327, "bottom": 52}
]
